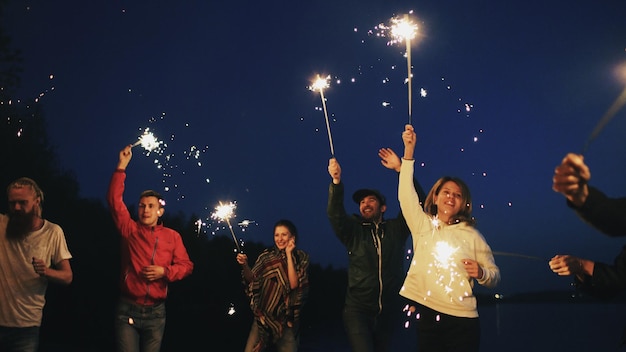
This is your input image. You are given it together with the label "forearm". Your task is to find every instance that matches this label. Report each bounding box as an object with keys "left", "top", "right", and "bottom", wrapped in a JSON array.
[
  {"left": 45, "top": 260, "right": 73, "bottom": 285},
  {"left": 241, "top": 264, "right": 254, "bottom": 283},
  {"left": 287, "top": 254, "right": 298, "bottom": 289}
]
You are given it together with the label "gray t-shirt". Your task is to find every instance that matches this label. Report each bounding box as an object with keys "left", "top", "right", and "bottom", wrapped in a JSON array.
[{"left": 0, "top": 214, "right": 72, "bottom": 327}]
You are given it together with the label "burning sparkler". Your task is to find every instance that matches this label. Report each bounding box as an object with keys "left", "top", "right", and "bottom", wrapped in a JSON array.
[
  {"left": 211, "top": 201, "right": 242, "bottom": 253},
  {"left": 132, "top": 128, "right": 162, "bottom": 152},
  {"left": 388, "top": 13, "right": 419, "bottom": 124},
  {"left": 310, "top": 74, "right": 335, "bottom": 157}
]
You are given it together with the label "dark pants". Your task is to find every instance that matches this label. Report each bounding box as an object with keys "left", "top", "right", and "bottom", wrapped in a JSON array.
[
  {"left": 0, "top": 326, "right": 39, "bottom": 352},
  {"left": 413, "top": 303, "right": 480, "bottom": 352},
  {"left": 114, "top": 300, "right": 166, "bottom": 352},
  {"left": 343, "top": 306, "right": 398, "bottom": 352}
]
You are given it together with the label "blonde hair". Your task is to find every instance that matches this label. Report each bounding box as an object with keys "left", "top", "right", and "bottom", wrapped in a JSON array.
[{"left": 423, "top": 176, "right": 475, "bottom": 226}]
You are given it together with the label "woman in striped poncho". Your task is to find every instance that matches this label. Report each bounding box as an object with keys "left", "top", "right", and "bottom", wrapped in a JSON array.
[{"left": 236, "top": 219, "right": 310, "bottom": 352}]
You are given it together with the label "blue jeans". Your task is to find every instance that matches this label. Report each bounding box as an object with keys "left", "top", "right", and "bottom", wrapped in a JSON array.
[
  {"left": 114, "top": 300, "right": 166, "bottom": 352},
  {"left": 0, "top": 326, "right": 39, "bottom": 352},
  {"left": 243, "top": 321, "right": 299, "bottom": 352},
  {"left": 343, "top": 307, "right": 396, "bottom": 352}
]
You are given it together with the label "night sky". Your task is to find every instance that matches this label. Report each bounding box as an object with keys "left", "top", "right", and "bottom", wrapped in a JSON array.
[{"left": 4, "top": 0, "right": 626, "bottom": 295}]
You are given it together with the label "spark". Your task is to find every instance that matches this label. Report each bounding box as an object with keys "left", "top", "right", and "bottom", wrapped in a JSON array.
[
  {"left": 227, "top": 303, "right": 236, "bottom": 316},
  {"left": 211, "top": 201, "right": 236, "bottom": 222},
  {"left": 433, "top": 241, "right": 458, "bottom": 269},
  {"left": 132, "top": 128, "right": 163, "bottom": 152},
  {"left": 238, "top": 219, "right": 256, "bottom": 227},
  {"left": 309, "top": 74, "right": 335, "bottom": 157}
]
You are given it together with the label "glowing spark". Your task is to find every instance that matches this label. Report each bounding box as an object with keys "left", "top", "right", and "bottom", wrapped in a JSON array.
[
  {"left": 227, "top": 303, "right": 236, "bottom": 316},
  {"left": 195, "top": 219, "right": 204, "bottom": 235},
  {"left": 238, "top": 219, "right": 255, "bottom": 227},
  {"left": 310, "top": 75, "right": 330, "bottom": 91},
  {"left": 433, "top": 241, "right": 458, "bottom": 269},
  {"left": 309, "top": 74, "right": 335, "bottom": 157},
  {"left": 211, "top": 201, "right": 236, "bottom": 222},
  {"left": 132, "top": 128, "right": 162, "bottom": 152},
  {"left": 431, "top": 216, "right": 441, "bottom": 229}
]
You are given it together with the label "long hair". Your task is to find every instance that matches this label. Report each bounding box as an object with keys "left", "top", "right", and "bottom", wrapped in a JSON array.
[{"left": 423, "top": 176, "right": 476, "bottom": 226}]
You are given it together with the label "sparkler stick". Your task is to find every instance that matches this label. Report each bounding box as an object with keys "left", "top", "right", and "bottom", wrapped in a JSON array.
[
  {"left": 581, "top": 85, "right": 626, "bottom": 154},
  {"left": 492, "top": 251, "right": 546, "bottom": 261},
  {"left": 211, "top": 201, "right": 242, "bottom": 253},
  {"left": 310, "top": 75, "right": 335, "bottom": 157},
  {"left": 390, "top": 14, "right": 418, "bottom": 124}
]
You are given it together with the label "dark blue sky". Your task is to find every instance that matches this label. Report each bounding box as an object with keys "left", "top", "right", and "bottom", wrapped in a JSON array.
[{"left": 4, "top": 0, "right": 626, "bottom": 294}]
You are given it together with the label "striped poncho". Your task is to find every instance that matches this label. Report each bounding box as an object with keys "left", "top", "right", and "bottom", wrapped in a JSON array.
[{"left": 246, "top": 246, "right": 310, "bottom": 350}]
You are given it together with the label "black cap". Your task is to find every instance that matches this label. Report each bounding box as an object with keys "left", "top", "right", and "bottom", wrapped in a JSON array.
[{"left": 352, "top": 189, "right": 386, "bottom": 206}]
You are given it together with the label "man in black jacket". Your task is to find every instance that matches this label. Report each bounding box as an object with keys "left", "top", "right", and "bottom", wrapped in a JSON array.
[
  {"left": 549, "top": 152, "right": 626, "bottom": 297},
  {"left": 327, "top": 148, "right": 424, "bottom": 352}
]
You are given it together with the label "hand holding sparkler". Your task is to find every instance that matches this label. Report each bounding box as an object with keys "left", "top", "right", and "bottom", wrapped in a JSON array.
[
  {"left": 117, "top": 145, "right": 133, "bottom": 170},
  {"left": 461, "top": 258, "right": 483, "bottom": 279},
  {"left": 328, "top": 158, "right": 342, "bottom": 185},
  {"left": 552, "top": 153, "right": 590, "bottom": 207},
  {"left": 310, "top": 74, "right": 335, "bottom": 157},
  {"left": 401, "top": 124, "right": 416, "bottom": 160}
]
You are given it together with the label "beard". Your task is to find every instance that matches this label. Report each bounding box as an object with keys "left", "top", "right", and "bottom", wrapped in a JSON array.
[{"left": 6, "top": 209, "right": 37, "bottom": 240}]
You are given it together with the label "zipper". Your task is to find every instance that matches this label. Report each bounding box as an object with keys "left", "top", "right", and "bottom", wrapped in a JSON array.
[
  {"left": 372, "top": 224, "right": 383, "bottom": 314},
  {"left": 144, "top": 227, "right": 158, "bottom": 304}
]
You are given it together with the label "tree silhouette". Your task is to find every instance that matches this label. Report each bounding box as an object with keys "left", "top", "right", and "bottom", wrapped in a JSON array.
[{"left": 0, "top": 3, "right": 349, "bottom": 350}]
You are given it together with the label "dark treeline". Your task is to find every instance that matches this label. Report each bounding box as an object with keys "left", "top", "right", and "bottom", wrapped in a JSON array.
[
  {"left": 0, "top": 101, "right": 349, "bottom": 352},
  {"left": 0, "top": 5, "right": 348, "bottom": 350}
]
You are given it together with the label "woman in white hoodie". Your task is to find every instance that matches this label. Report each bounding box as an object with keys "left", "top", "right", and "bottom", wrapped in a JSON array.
[{"left": 398, "top": 124, "right": 500, "bottom": 352}]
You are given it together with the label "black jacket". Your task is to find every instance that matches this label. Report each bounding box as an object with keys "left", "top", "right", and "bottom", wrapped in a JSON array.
[
  {"left": 570, "top": 186, "right": 626, "bottom": 298},
  {"left": 327, "top": 182, "right": 411, "bottom": 314}
]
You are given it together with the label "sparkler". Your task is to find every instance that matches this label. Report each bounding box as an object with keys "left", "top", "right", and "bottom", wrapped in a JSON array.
[
  {"left": 310, "top": 74, "right": 335, "bottom": 157},
  {"left": 210, "top": 201, "right": 242, "bottom": 253},
  {"left": 132, "top": 128, "right": 162, "bottom": 152},
  {"left": 389, "top": 13, "right": 419, "bottom": 124},
  {"left": 581, "top": 85, "right": 626, "bottom": 154},
  {"left": 492, "top": 251, "right": 546, "bottom": 261}
]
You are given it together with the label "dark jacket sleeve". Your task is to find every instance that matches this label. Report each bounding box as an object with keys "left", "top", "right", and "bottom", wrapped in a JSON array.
[
  {"left": 575, "top": 245, "right": 626, "bottom": 299},
  {"left": 569, "top": 186, "right": 626, "bottom": 237},
  {"left": 327, "top": 182, "right": 355, "bottom": 246}
]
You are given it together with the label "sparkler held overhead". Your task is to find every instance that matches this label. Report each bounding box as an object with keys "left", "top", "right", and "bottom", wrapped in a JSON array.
[
  {"left": 310, "top": 74, "right": 336, "bottom": 157},
  {"left": 211, "top": 201, "right": 243, "bottom": 253},
  {"left": 389, "top": 13, "right": 419, "bottom": 124}
]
